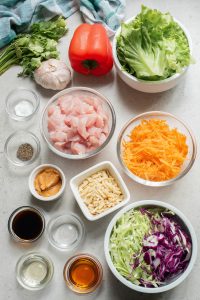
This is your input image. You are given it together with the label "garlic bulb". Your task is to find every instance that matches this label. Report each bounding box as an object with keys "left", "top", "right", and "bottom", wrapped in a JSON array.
[{"left": 34, "top": 59, "right": 72, "bottom": 90}]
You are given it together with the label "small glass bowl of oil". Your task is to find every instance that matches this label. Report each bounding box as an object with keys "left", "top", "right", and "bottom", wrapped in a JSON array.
[
  {"left": 16, "top": 252, "right": 54, "bottom": 291},
  {"left": 63, "top": 253, "right": 103, "bottom": 294}
]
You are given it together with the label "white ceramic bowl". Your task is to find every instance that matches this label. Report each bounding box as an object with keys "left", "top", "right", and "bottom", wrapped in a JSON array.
[
  {"left": 70, "top": 161, "right": 130, "bottom": 221},
  {"left": 113, "top": 17, "right": 192, "bottom": 93},
  {"left": 29, "top": 164, "right": 66, "bottom": 201},
  {"left": 104, "top": 200, "right": 197, "bottom": 293}
]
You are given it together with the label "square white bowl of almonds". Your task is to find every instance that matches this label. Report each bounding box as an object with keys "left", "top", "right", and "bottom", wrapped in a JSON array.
[{"left": 70, "top": 161, "right": 130, "bottom": 221}]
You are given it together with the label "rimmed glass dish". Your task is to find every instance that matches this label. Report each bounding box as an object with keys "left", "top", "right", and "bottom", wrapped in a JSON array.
[
  {"left": 4, "top": 130, "right": 40, "bottom": 166},
  {"left": 47, "top": 213, "right": 85, "bottom": 251},
  {"left": 40, "top": 87, "right": 116, "bottom": 159},
  {"left": 63, "top": 253, "right": 103, "bottom": 294},
  {"left": 8, "top": 206, "right": 45, "bottom": 243},
  {"left": 5, "top": 87, "right": 40, "bottom": 121},
  {"left": 117, "top": 111, "right": 197, "bottom": 186},
  {"left": 16, "top": 252, "right": 54, "bottom": 291}
]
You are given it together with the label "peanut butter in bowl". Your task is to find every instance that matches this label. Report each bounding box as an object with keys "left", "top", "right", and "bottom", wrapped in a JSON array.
[{"left": 34, "top": 167, "right": 62, "bottom": 197}]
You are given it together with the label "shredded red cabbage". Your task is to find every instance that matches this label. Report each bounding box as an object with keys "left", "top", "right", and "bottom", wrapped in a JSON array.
[{"left": 132, "top": 208, "right": 192, "bottom": 287}]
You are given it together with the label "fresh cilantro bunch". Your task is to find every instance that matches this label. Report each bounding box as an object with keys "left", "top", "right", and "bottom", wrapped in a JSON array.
[{"left": 0, "top": 17, "right": 67, "bottom": 77}]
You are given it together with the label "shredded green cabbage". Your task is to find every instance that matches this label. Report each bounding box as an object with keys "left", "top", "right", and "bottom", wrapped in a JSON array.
[{"left": 109, "top": 209, "right": 159, "bottom": 286}]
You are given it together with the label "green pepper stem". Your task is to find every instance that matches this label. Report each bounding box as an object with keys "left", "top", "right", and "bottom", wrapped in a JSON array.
[{"left": 82, "top": 59, "right": 98, "bottom": 70}]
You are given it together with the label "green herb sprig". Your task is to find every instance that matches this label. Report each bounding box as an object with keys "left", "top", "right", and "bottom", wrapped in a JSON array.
[{"left": 0, "top": 17, "right": 67, "bottom": 77}]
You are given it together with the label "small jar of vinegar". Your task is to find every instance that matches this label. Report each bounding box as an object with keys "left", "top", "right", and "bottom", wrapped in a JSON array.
[{"left": 63, "top": 253, "right": 103, "bottom": 294}]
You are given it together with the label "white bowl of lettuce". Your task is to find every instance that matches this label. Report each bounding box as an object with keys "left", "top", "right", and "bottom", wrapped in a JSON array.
[
  {"left": 113, "top": 6, "right": 193, "bottom": 93},
  {"left": 104, "top": 200, "right": 197, "bottom": 293}
]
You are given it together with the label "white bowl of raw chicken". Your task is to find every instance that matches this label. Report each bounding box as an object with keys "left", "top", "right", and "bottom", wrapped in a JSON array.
[{"left": 40, "top": 87, "right": 116, "bottom": 159}]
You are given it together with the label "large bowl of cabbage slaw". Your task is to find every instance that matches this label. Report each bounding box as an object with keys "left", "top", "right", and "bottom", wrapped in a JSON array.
[{"left": 104, "top": 200, "right": 197, "bottom": 293}]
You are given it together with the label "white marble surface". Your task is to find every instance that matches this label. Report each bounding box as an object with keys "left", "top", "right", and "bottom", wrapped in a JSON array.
[{"left": 1, "top": 1, "right": 200, "bottom": 299}]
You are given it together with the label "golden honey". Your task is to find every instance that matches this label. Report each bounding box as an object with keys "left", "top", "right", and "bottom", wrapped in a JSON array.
[{"left": 63, "top": 254, "right": 103, "bottom": 294}]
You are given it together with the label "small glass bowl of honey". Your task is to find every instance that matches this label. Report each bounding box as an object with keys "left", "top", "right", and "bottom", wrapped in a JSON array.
[{"left": 63, "top": 253, "right": 103, "bottom": 294}]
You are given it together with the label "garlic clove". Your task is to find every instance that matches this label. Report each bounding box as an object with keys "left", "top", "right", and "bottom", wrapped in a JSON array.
[{"left": 34, "top": 59, "right": 72, "bottom": 90}]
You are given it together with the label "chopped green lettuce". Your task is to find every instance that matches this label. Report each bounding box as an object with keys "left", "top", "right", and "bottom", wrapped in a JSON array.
[{"left": 117, "top": 5, "right": 192, "bottom": 81}]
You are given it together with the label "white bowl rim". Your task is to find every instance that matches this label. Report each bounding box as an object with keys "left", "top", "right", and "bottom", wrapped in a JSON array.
[
  {"left": 104, "top": 200, "right": 197, "bottom": 293},
  {"left": 113, "top": 16, "right": 193, "bottom": 84},
  {"left": 28, "top": 163, "right": 66, "bottom": 201},
  {"left": 117, "top": 110, "right": 197, "bottom": 186},
  {"left": 40, "top": 86, "right": 116, "bottom": 160}
]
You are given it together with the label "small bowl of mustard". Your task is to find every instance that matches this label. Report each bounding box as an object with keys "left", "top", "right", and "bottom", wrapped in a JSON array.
[{"left": 29, "top": 164, "right": 66, "bottom": 201}]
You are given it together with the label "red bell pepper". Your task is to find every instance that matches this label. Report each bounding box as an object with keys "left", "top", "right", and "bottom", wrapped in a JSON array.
[{"left": 68, "top": 24, "right": 113, "bottom": 76}]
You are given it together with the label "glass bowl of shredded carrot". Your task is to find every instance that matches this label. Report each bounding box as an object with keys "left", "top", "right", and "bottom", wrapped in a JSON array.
[{"left": 117, "top": 111, "right": 197, "bottom": 186}]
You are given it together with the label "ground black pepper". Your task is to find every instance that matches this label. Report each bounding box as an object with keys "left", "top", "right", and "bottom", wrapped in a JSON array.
[{"left": 17, "top": 143, "right": 34, "bottom": 161}]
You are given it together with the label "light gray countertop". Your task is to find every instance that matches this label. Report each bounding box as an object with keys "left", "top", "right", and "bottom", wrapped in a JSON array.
[{"left": 1, "top": 1, "right": 200, "bottom": 299}]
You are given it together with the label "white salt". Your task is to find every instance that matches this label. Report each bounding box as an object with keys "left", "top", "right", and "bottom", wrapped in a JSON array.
[{"left": 14, "top": 100, "right": 34, "bottom": 117}]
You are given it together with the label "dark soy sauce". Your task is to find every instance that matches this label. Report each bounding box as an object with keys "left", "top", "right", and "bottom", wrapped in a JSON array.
[{"left": 12, "top": 209, "right": 44, "bottom": 240}]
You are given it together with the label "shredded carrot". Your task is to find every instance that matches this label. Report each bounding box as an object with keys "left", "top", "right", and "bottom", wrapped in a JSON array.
[{"left": 122, "top": 119, "right": 188, "bottom": 181}]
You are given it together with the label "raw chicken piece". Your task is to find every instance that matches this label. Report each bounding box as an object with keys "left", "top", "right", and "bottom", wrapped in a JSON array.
[
  {"left": 50, "top": 131, "right": 67, "bottom": 142},
  {"left": 66, "top": 128, "right": 80, "bottom": 141},
  {"left": 64, "top": 116, "right": 79, "bottom": 128},
  {"left": 88, "top": 135, "right": 100, "bottom": 147},
  {"left": 48, "top": 118, "right": 57, "bottom": 132},
  {"left": 85, "top": 114, "right": 97, "bottom": 128},
  {"left": 48, "top": 106, "right": 65, "bottom": 131},
  {"left": 95, "top": 115, "right": 104, "bottom": 128},
  {"left": 54, "top": 142, "right": 67, "bottom": 151},
  {"left": 61, "top": 124, "right": 73, "bottom": 133},
  {"left": 47, "top": 91, "right": 110, "bottom": 155},
  {"left": 102, "top": 123, "right": 109, "bottom": 136},
  {"left": 77, "top": 118, "right": 89, "bottom": 139},
  {"left": 55, "top": 141, "right": 72, "bottom": 151},
  {"left": 71, "top": 142, "right": 86, "bottom": 154},
  {"left": 88, "top": 127, "right": 102, "bottom": 138},
  {"left": 48, "top": 105, "right": 55, "bottom": 116},
  {"left": 84, "top": 96, "right": 100, "bottom": 110},
  {"left": 78, "top": 102, "right": 94, "bottom": 115},
  {"left": 96, "top": 104, "right": 109, "bottom": 121},
  {"left": 57, "top": 95, "right": 72, "bottom": 105},
  {"left": 99, "top": 133, "right": 107, "bottom": 144},
  {"left": 68, "top": 134, "right": 81, "bottom": 142},
  {"left": 59, "top": 98, "right": 74, "bottom": 114}
]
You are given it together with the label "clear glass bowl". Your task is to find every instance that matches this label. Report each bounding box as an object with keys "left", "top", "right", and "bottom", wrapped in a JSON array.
[
  {"left": 47, "top": 213, "right": 85, "bottom": 251},
  {"left": 4, "top": 130, "right": 40, "bottom": 166},
  {"left": 16, "top": 252, "right": 54, "bottom": 291},
  {"left": 63, "top": 253, "right": 103, "bottom": 294},
  {"left": 40, "top": 87, "right": 116, "bottom": 159},
  {"left": 117, "top": 111, "right": 197, "bottom": 186},
  {"left": 8, "top": 206, "right": 45, "bottom": 243},
  {"left": 5, "top": 87, "right": 40, "bottom": 121}
]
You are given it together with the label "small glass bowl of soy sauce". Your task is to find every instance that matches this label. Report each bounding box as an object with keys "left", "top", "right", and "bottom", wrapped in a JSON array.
[{"left": 8, "top": 206, "right": 45, "bottom": 243}]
